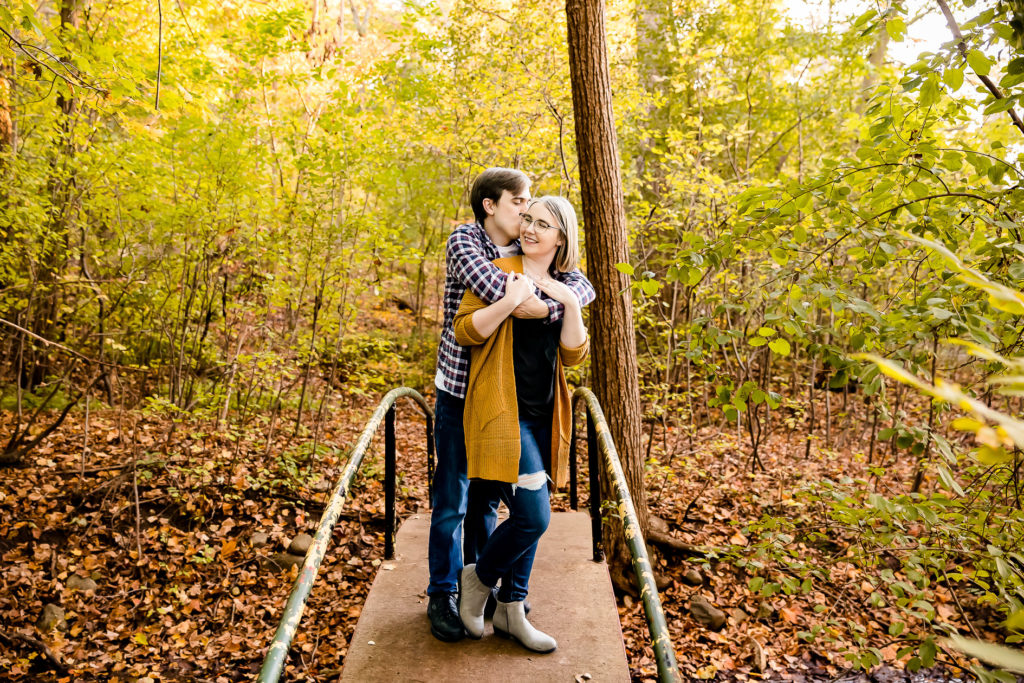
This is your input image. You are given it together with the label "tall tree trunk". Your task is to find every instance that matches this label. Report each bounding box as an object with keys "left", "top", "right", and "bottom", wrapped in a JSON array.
[
  {"left": 634, "top": 0, "right": 677, "bottom": 203},
  {"left": 566, "top": 0, "right": 649, "bottom": 593},
  {"left": 856, "top": 5, "right": 890, "bottom": 111},
  {"left": 0, "top": 53, "right": 11, "bottom": 315},
  {"left": 25, "top": 0, "right": 80, "bottom": 389},
  {"left": 310, "top": 0, "right": 321, "bottom": 33},
  {"left": 0, "top": 55, "right": 12, "bottom": 155},
  {"left": 348, "top": 0, "right": 370, "bottom": 37}
]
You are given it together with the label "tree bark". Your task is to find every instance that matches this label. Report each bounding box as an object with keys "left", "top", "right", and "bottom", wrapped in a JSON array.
[
  {"left": 349, "top": 0, "right": 370, "bottom": 37},
  {"left": 25, "top": 0, "right": 80, "bottom": 389},
  {"left": 936, "top": 0, "right": 1024, "bottom": 136},
  {"left": 311, "top": 0, "right": 321, "bottom": 34},
  {"left": 634, "top": 0, "right": 677, "bottom": 203},
  {"left": 0, "top": 53, "right": 13, "bottom": 291},
  {"left": 855, "top": 7, "right": 889, "bottom": 112},
  {"left": 0, "top": 55, "right": 12, "bottom": 155},
  {"left": 566, "top": 0, "right": 649, "bottom": 592}
]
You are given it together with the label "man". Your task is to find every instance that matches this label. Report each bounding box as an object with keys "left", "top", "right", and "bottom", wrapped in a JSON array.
[{"left": 427, "top": 168, "right": 596, "bottom": 642}]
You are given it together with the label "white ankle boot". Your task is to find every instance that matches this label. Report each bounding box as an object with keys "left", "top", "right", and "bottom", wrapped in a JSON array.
[
  {"left": 459, "top": 564, "right": 491, "bottom": 639},
  {"left": 493, "top": 599, "right": 557, "bottom": 653}
]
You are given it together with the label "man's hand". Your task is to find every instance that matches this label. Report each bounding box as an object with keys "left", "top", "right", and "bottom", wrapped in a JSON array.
[
  {"left": 503, "top": 272, "right": 535, "bottom": 307},
  {"left": 511, "top": 294, "right": 548, "bottom": 319}
]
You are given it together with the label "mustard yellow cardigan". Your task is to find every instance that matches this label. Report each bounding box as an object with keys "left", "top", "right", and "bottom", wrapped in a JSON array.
[{"left": 452, "top": 256, "right": 589, "bottom": 488}]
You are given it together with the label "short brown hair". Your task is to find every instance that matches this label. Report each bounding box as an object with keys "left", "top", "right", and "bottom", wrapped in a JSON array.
[{"left": 470, "top": 167, "right": 530, "bottom": 225}]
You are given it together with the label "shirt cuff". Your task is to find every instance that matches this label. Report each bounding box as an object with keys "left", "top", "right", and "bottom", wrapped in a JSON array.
[
  {"left": 545, "top": 298, "right": 561, "bottom": 323},
  {"left": 558, "top": 338, "right": 590, "bottom": 365},
  {"left": 455, "top": 314, "right": 488, "bottom": 346}
]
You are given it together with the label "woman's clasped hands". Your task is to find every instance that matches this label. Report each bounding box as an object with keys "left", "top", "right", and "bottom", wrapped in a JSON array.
[{"left": 534, "top": 277, "right": 580, "bottom": 312}]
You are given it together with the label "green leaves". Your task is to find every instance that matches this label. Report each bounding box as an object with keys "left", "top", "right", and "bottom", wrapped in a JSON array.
[
  {"left": 967, "top": 49, "right": 993, "bottom": 76},
  {"left": 984, "top": 97, "right": 1019, "bottom": 115},
  {"left": 943, "top": 635, "right": 1024, "bottom": 674},
  {"left": 1007, "top": 610, "right": 1024, "bottom": 632},
  {"left": 639, "top": 279, "right": 660, "bottom": 296},
  {"left": 919, "top": 637, "right": 937, "bottom": 667},
  {"left": 885, "top": 17, "right": 907, "bottom": 42},
  {"left": 770, "top": 247, "right": 789, "bottom": 265},
  {"left": 768, "top": 338, "right": 791, "bottom": 356},
  {"left": 943, "top": 68, "right": 964, "bottom": 91},
  {"left": 935, "top": 464, "right": 965, "bottom": 496},
  {"left": 919, "top": 74, "right": 941, "bottom": 107}
]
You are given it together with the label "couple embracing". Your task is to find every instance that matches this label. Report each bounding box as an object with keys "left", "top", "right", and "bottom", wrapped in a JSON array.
[{"left": 426, "top": 168, "right": 595, "bottom": 654}]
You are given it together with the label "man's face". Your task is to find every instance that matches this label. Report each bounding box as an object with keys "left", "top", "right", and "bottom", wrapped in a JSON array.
[{"left": 485, "top": 188, "right": 531, "bottom": 243}]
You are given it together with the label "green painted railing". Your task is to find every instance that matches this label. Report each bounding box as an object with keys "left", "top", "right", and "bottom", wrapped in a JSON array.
[
  {"left": 259, "top": 385, "right": 679, "bottom": 682},
  {"left": 258, "top": 387, "right": 433, "bottom": 682},
  {"left": 569, "top": 387, "right": 682, "bottom": 683}
]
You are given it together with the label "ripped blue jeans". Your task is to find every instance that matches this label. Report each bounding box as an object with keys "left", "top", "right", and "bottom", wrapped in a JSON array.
[{"left": 473, "top": 417, "right": 552, "bottom": 603}]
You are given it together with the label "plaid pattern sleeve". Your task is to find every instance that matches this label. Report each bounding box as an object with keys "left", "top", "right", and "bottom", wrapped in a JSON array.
[
  {"left": 448, "top": 228, "right": 509, "bottom": 304},
  {"left": 434, "top": 223, "right": 507, "bottom": 398},
  {"left": 545, "top": 268, "right": 596, "bottom": 322}
]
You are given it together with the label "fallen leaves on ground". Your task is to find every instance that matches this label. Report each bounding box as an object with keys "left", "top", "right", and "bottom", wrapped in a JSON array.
[{"left": 0, "top": 389, "right": 1004, "bottom": 681}]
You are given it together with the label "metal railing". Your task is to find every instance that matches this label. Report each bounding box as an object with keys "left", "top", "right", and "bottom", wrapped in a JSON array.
[
  {"left": 258, "top": 387, "right": 433, "bottom": 682},
  {"left": 569, "top": 387, "right": 681, "bottom": 683},
  {"left": 258, "top": 385, "right": 679, "bottom": 682}
]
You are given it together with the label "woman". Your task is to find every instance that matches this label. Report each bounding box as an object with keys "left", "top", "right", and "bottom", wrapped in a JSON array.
[{"left": 452, "top": 196, "right": 591, "bottom": 654}]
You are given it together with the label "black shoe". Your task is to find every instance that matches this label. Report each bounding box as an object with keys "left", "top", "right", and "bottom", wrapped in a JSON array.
[
  {"left": 428, "top": 592, "right": 464, "bottom": 642},
  {"left": 484, "top": 588, "right": 530, "bottom": 619}
]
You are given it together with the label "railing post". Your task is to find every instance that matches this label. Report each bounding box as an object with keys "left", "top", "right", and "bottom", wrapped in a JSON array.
[
  {"left": 384, "top": 405, "right": 396, "bottom": 560},
  {"left": 426, "top": 411, "right": 434, "bottom": 508},
  {"left": 587, "top": 410, "right": 603, "bottom": 563},
  {"left": 569, "top": 405, "right": 579, "bottom": 511}
]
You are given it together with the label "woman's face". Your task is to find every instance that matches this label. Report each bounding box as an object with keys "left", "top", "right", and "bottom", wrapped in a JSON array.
[{"left": 519, "top": 202, "right": 564, "bottom": 263}]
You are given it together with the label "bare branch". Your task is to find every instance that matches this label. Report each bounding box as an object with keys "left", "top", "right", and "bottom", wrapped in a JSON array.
[
  {"left": 0, "top": 629, "right": 67, "bottom": 673},
  {"left": 0, "top": 26, "right": 104, "bottom": 94},
  {"left": 0, "top": 317, "right": 145, "bottom": 371},
  {"left": 935, "top": 0, "right": 1024, "bottom": 136},
  {"left": 156, "top": 0, "right": 163, "bottom": 110}
]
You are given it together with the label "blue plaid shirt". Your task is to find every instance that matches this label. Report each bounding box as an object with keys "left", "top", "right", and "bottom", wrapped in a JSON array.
[{"left": 435, "top": 222, "right": 596, "bottom": 398}]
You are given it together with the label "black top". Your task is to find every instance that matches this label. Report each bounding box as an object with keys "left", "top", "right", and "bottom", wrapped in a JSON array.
[{"left": 512, "top": 317, "right": 563, "bottom": 419}]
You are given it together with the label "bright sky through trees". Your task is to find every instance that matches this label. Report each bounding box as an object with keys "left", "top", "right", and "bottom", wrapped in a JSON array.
[{"left": 783, "top": 0, "right": 951, "bottom": 65}]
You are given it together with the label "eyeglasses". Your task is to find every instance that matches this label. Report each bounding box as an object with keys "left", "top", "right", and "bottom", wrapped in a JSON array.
[{"left": 520, "top": 214, "right": 561, "bottom": 233}]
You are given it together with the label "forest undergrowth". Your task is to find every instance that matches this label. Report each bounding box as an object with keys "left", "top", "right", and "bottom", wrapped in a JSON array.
[
  {"left": 0, "top": 318, "right": 1005, "bottom": 681},
  {"left": 5, "top": 0, "right": 1024, "bottom": 679},
  {"left": 627, "top": 406, "right": 993, "bottom": 682}
]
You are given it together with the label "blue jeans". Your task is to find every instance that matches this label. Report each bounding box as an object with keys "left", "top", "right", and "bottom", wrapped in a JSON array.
[
  {"left": 474, "top": 417, "right": 552, "bottom": 603},
  {"left": 465, "top": 479, "right": 501, "bottom": 565},
  {"left": 427, "top": 389, "right": 499, "bottom": 595}
]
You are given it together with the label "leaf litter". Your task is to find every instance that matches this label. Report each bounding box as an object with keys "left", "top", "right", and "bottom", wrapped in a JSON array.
[{"left": 0, "top": 389, "right": 1013, "bottom": 681}]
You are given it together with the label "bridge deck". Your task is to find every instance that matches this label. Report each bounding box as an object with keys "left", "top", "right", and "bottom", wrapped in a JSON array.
[{"left": 341, "top": 511, "right": 630, "bottom": 682}]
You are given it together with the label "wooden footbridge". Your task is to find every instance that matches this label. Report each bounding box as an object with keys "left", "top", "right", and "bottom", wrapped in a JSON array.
[{"left": 256, "top": 388, "right": 681, "bottom": 682}]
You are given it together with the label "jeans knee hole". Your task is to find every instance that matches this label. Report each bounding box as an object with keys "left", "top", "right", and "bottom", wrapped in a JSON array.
[{"left": 516, "top": 471, "right": 547, "bottom": 491}]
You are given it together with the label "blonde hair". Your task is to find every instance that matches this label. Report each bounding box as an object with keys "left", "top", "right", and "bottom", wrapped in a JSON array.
[{"left": 528, "top": 196, "right": 580, "bottom": 272}]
